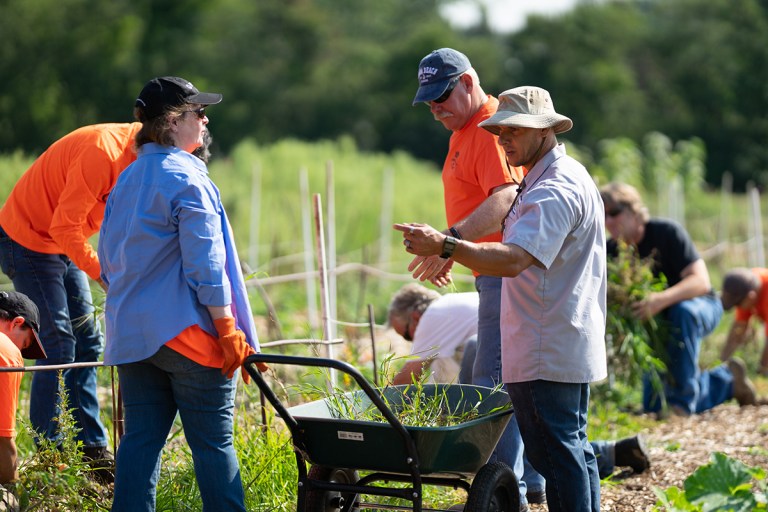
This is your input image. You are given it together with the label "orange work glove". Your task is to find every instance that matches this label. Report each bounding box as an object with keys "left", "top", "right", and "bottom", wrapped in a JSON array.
[
  {"left": 240, "top": 360, "right": 270, "bottom": 385},
  {"left": 214, "top": 317, "right": 256, "bottom": 379}
]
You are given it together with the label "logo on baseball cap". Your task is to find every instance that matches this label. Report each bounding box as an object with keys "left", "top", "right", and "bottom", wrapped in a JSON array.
[
  {"left": 0, "top": 291, "right": 47, "bottom": 360},
  {"left": 135, "top": 76, "right": 223, "bottom": 120}
]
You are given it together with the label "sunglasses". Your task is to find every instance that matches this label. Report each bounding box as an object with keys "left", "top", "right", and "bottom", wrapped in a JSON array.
[
  {"left": 433, "top": 76, "right": 462, "bottom": 104},
  {"left": 183, "top": 107, "right": 207, "bottom": 120},
  {"left": 605, "top": 205, "right": 624, "bottom": 218}
]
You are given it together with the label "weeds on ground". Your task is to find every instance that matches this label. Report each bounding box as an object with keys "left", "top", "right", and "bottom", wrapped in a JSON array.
[{"left": 6, "top": 372, "right": 109, "bottom": 511}]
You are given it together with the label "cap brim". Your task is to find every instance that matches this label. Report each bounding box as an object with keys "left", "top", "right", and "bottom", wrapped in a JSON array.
[
  {"left": 21, "top": 329, "right": 47, "bottom": 360},
  {"left": 188, "top": 92, "right": 223, "bottom": 106},
  {"left": 478, "top": 112, "right": 573, "bottom": 135},
  {"left": 412, "top": 80, "right": 452, "bottom": 106}
]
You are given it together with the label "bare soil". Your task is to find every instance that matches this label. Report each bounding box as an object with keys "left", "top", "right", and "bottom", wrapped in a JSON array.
[{"left": 529, "top": 403, "right": 768, "bottom": 511}]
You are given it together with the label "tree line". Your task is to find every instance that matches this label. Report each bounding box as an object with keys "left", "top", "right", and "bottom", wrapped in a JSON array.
[{"left": 1, "top": 0, "right": 766, "bottom": 190}]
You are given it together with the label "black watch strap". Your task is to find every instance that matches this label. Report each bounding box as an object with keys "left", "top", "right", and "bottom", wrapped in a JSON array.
[{"left": 440, "top": 236, "right": 458, "bottom": 259}]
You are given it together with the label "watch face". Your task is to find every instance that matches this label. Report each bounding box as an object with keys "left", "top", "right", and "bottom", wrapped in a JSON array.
[{"left": 441, "top": 236, "right": 458, "bottom": 259}]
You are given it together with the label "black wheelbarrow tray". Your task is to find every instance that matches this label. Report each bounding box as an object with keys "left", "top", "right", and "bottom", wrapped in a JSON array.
[{"left": 244, "top": 353, "right": 520, "bottom": 512}]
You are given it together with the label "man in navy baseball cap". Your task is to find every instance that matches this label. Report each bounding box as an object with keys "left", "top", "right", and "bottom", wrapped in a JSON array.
[
  {"left": 405, "top": 47, "right": 546, "bottom": 507},
  {"left": 412, "top": 48, "right": 471, "bottom": 105}
]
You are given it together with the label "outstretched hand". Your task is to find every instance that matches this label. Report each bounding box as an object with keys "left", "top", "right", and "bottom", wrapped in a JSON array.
[{"left": 393, "top": 223, "right": 446, "bottom": 257}]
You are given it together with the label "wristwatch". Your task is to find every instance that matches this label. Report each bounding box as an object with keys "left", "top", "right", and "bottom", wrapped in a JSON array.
[{"left": 440, "top": 236, "right": 458, "bottom": 259}]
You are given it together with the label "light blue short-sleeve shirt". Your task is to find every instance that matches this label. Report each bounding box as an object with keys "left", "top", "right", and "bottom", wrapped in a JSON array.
[{"left": 500, "top": 144, "right": 607, "bottom": 384}]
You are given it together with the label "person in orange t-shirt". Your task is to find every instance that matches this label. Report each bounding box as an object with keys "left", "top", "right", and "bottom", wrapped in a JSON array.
[
  {"left": 720, "top": 267, "right": 768, "bottom": 376},
  {"left": 0, "top": 290, "right": 48, "bottom": 485},
  {"left": 406, "top": 48, "right": 543, "bottom": 506},
  {"left": 0, "top": 122, "right": 141, "bottom": 480}
]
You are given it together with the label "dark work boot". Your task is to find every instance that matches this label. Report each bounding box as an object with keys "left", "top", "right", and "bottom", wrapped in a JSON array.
[
  {"left": 82, "top": 445, "right": 115, "bottom": 485},
  {"left": 526, "top": 489, "right": 546, "bottom": 504},
  {"left": 614, "top": 435, "right": 650, "bottom": 474}
]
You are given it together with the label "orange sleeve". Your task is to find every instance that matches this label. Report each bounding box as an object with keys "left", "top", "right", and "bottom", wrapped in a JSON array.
[
  {"left": 1, "top": 123, "right": 139, "bottom": 280},
  {"left": 48, "top": 146, "right": 115, "bottom": 280},
  {"left": 0, "top": 339, "right": 23, "bottom": 437},
  {"left": 0, "top": 372, "right": 21, "bottom": 437}
]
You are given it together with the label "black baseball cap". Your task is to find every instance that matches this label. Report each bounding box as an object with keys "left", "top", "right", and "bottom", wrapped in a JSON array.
[
  {"left": 135, "top": 76, "right": 223, "bottom": 120},
  {"left": 721, "top": 268, "right": 760, "bottom": 310},
  {"left": 0, "top": 291, "right": 47, "bottom": 360}
]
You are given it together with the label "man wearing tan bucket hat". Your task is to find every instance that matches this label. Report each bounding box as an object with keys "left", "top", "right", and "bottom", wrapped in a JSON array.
[{"left": 396, "top": 86, "right": 607, "bottom": 512}]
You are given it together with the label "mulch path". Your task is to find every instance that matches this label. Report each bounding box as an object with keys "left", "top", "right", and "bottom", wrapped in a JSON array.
[{"left": 529, "top": 403, "right": 768, "bottom": 511}]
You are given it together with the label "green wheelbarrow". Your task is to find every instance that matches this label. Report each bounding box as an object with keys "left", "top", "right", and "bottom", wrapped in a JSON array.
[{"left": 244, "top": 353, "right": 519, "bottom": 512}]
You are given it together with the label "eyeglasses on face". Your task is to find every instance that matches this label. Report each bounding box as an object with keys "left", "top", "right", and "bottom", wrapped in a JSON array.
[
  {"left": 183, "top": 107, "right": 207, "bottom": 120},
  {"left": 433, "top": 76, "right": 462, "bottom": 104},
  {"left": 605, "top": 205, "right": 625, "bottom": 218}
]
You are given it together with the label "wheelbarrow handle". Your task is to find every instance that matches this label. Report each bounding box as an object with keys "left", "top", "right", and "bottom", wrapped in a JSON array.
[{"left": 243, "top": 353, "right": 421, "bottom": 471}]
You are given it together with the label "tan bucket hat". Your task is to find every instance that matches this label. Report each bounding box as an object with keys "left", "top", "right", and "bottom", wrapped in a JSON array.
[{"left": 479, "top": 86, "right": 573, "bottom": 135}]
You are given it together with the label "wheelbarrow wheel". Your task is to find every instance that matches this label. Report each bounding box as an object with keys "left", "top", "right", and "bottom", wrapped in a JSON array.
[
  {"left": 305, "top": 465, "right": 360, "bottom": 512},
  {"left": 464, "top": 461, "right": 519, "bottom": 512}
]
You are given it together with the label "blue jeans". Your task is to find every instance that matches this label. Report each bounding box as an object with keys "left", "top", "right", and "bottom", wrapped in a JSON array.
[
  {"left": 507, "top": 380, "right": 600, "bottom": 512},
  {"left": 0, "top": 227, "right": 108, "bottom": 447},
  {"left": 474, "top": 275, "right": 544, "bottom": 502},
  {"left": 643, "top": 294, "right": 729, "bottom": 414},
  {"left": 459, "top": 336, "right": 477, "bottom": 384},
  {"left": 591, "top": 440, "right": 615, "bottom": 479},
  {"left": 113, "top": 346, "right": 245, "bottom": 512}
]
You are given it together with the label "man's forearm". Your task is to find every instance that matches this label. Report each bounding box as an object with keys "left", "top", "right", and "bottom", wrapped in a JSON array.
[{"left": 451, "top": 239, "right": 537, "bottom": 278}]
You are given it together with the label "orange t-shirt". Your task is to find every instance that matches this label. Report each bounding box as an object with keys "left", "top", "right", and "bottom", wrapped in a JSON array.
[
  {"left": 734, "top": 268, "right": 768, "bottom": 336},
  {"left": 0, "top": 333, "right": 23, "bottom": 438},
  {"left": 165, "top": 325, "right": 225, "bottom": 369},
  {"left": 443, "top": 96, "right": 524, "bottom": 245},
  {"left": 0, "top": 123, "right": 141, "bottom": 280},
  {"left": 442, "top": 96, "right": 524, "bottom": 276}
]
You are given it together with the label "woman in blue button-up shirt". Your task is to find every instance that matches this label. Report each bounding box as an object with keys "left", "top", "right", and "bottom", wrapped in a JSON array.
[{"left": 99, "top": 76, "right": 264, "bottom": 512}]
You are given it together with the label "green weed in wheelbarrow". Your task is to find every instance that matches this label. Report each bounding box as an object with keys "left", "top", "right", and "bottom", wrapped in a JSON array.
[{"left": 288, "top": 382, "right": 513, "bottom": 475}]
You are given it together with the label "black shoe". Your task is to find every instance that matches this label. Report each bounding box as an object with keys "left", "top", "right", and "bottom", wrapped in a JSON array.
[
  {"left": 82, "top": 446, "right": 115, "bottom": 485},
  {"left": 526, "top": 489, "right": 546, "bottom": 504},
  {"left": 614, "top": 435, "right": 650, "bottom": 474}
]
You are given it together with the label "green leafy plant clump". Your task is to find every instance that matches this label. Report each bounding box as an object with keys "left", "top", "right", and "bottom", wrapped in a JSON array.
[
  {"left": 5, "top": 372, "right": 110, "bottom": 511},
  {"left": 605, "top": 240, "right": 670, "bottom": 408},
  {"left": 653, "top": 452, "right": 767, "bottom": 511}
]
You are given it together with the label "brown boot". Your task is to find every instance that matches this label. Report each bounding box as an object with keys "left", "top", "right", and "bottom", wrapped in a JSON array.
[{"left": 727, "top": 357, "right": 757, "bottom": 406}]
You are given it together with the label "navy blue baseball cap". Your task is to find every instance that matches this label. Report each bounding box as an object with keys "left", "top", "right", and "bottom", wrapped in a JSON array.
[
  {"left": 136, "top": 76, "right": 223, "bottom": 120},
  {"left": 412, "top": 48, "right": 471, "bottom": 106}
]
